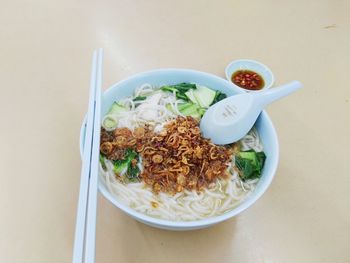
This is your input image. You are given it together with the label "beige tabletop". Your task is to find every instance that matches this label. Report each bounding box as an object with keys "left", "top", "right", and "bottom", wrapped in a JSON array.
[{"left": 1, "top": 0, "right": 350, "bottom": 262}]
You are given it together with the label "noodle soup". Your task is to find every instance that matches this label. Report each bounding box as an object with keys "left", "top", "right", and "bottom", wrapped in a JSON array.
[{"left": 99, "top": 83, "right": 266, "bottom": 221}]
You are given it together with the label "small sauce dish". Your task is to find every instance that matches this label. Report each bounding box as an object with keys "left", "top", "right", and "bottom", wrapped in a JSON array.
[{"left": 225, "top": 59, "right": 274, "bottom": 92}]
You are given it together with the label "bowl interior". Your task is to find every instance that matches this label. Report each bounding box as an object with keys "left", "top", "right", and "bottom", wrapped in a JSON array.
[{"left": 79, "top": 68, "right": 279, "bottom": 230}]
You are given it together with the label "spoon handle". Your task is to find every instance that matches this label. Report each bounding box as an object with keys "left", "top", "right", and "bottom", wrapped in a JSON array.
[{"left": 254, "top": 81, "right": 303, "bottom": 108}]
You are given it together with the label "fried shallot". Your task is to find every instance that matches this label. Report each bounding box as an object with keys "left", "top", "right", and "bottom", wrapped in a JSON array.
[{"left": 100, "top": 117, "right": 234, "bottom": 194}]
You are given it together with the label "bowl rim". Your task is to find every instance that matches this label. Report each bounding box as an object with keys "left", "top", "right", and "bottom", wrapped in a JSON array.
[
  {"left": 225, "top": 59, "right": 275, "bottom": 93},
  {"left": 79, "top": 68, "right": 279, "bottom": 228}
]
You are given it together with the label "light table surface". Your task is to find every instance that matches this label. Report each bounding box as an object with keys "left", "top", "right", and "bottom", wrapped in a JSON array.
[{"left": 1, "top": 0, "right": 349, "bottom": 262}]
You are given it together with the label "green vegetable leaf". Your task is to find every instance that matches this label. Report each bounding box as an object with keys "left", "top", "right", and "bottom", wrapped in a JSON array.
[
  {"left": 211, "top": 91, "right": 227, "bottom": 105},
  {"left": 133, "top": 96, "right": 147, "bottom": 101},
  {"left": 160, "top": 86, "right": 178, "bottom": 93},
  {"left": 99, "top": 155, "right": 107, "bottom": 171},
  {"left": 168, "top": 83, "right": 197, "bottom": 92},
  {"left": 235, "top": 156, "right": 255, "bottom": 180},
  {"left": 176, "top": 93, "right": 188, "bottom": 100},
  {"left": 161, "top": 83, "right": 227, "bottom": 112},
  {"left": 112, "top": 148, "right": 140, "bottom": 182},
  {"left": 161, "top": 83, "right": 197, "bottom": 101},
  {"left": 235, "top": 150, "right": 266, "bottom": 181},
  {"left": 124, "top": 148, "right": 137, "bottom": 160},
  {"left": 197, "top": 107, "right": 206, "bottom": 117},
  {"left": 126, "top": 164, "right": 140, "bottom": 182},
  {"left": 113, "top": 159, "right": 129, "bottom": 174}
]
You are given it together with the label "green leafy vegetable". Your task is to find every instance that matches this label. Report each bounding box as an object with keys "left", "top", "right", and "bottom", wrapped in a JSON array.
[
  {"left": 161, "top": 83, "right": 197, "bottom": 100},
  {"left": 211, "top": 91, "right": 227, "bottom": 105},
  {"left": 161, "top": 82, "right": 227, "bottom": 117},
  {"left": 197, "top": 107, "right": 206, "bottom": 117},
  {"left": 235, "top": 150, "right": 266, "bottom": 181},
  {"left": 177, "top": 103, "right": 195, "bottom": 111},
  {"left": 161, "top": 83, "right": 197, "bottom": 93},
  {"left": 192, "top": 86, "right": 216, "bottom": 108},
  {"left": 113, "top": 148, "right": 140, "bottom": 182},
  {"left": 113, "top": 158, "right": 129, "bottom": 174},
  {"left": 126, "top": 165, "right": 140, "bottom": 182},
  {"left": 177, "top": 103, "right": 201, "bottom": 119},
  {"left": 176, "top": 93, "right": 188, "bottom": 100},
  {"left": 108, "top": 102, "right": 128, "bottom": 114},
  {"left": 102, "top": 103, "right": 128, "bottom": 130},
  {"left": 184, "top": 89, "right": 197, "bottom": 104},
  {"left": 133, "top": 96, "right": 147, "bottom": 101},
  {"left": 165, "top": 103, "right": 175, "bottom": 113},
  {"left": 99, "top": 155, "right": 107, "bottom": 171}
]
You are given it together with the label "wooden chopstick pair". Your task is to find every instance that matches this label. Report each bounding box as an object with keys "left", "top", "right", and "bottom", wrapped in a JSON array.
[{"left": 73, "top": 48, "right": 103, "bottom": 263}]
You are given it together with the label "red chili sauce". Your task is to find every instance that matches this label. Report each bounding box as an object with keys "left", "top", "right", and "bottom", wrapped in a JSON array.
[{"left": 231, "top": 70, "right": 264, "bottom": 90}]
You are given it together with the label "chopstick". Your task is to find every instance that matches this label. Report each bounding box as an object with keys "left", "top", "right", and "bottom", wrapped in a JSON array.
[{"left": 73, "top": 48, "right": 103, "bottom": 263}]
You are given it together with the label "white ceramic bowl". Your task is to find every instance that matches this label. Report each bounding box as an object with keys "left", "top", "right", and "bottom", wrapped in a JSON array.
[
  {"left": 79, "top": 68, "right": 279, "bottom": 231},
  {"left": 225, "top": 59, "right": 274, "bottom": 93}
]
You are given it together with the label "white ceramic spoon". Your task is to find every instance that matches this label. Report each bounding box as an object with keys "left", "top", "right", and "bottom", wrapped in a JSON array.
[{"left": 200, "top": 81, "right": 302, "bottom": 144}]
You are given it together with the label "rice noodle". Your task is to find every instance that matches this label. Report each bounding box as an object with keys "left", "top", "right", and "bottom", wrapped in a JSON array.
[{"left": 112, "top": 85, "right": 178, "bottom": 131}]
